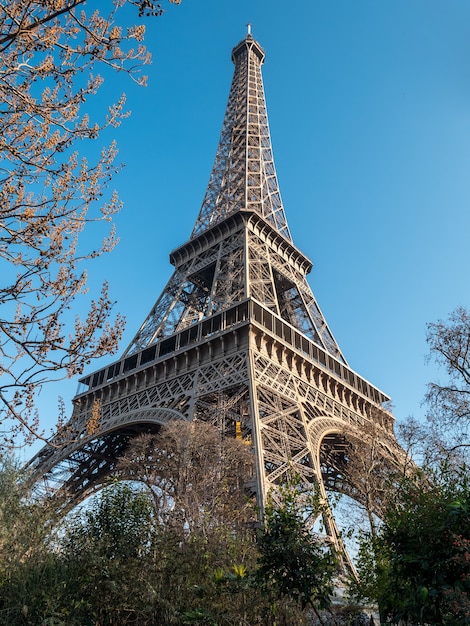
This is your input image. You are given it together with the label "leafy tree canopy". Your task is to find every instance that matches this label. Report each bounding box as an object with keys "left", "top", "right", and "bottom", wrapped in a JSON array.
[
  {"left": 350, "top": 463, "right": 470, "bottom": 626},
  {"left": 256, "top": 476, "right": 337, "bottom": 621}
]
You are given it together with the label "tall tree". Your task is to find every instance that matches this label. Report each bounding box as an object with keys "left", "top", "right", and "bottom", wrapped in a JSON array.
[
  {"left": 116, "top": 421, "right": 255, "bottom": 532},
  {"left": 426, "top": 306, "right": 470, "bottom": 454},
  {"left": 335, "top": 418, "right": 406, "bottom": 540},
  {"left": 0, "top": 481, "right": 160, "bottom": 625},
  {"left": 256, "top": 477, "right": 337, "bottom": 625},
  {"left": 0, "top": 0, "right": 178, "bottom": 444},
  {"left": 0, "top": 454, "right": 54, "bottom": 567},
  {"left": 0, "top": 455, "right": 66, "bottom": 625}
]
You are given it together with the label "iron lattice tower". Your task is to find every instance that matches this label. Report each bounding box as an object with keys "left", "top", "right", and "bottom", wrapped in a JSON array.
[{"left": 29, "top": 31, "right": 405, "bottom": 564}]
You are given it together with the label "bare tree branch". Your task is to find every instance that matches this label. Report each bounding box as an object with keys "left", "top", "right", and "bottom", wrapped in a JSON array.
[{"left": 0, "top": 1, "right": 178, "bottom": 444}]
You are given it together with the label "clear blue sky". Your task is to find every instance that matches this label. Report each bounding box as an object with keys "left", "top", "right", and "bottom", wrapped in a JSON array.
[{"left": 27, "top": 0, "right": 470, "bottom": 456}]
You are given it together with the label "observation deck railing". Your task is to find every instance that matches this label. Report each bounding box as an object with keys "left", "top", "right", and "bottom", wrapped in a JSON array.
[{"left": 75, "top": 299, "right": 389, "bottom": 407}]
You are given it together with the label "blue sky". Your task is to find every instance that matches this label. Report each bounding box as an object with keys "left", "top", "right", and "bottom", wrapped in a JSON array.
[{"left": 27, "top": 1, "right": 470, "bottom": 456}]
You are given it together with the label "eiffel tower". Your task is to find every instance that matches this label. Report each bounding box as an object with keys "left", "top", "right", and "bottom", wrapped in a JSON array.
[{"left": 29, "top": 28, "right": 405, "bottom": 562}]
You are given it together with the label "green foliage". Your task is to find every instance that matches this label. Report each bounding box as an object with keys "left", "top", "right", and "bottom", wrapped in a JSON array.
[
  {"left": 59, "top": 482, "right": 160, "bottom": 625},
  {"left": 384, "top": 466, "right": 470, "bottom": 625},
  {"left": 0, "top": 456, "right": 44, "bottom": 565},
  {"left": 350, "top": 464, "right": 470, "bottom": 625},
  {"left": 0, "top": 443, "right": 340, "bottom": 624},
  {"left": 347, "top": 530, "right": 394, "bottom": 624},
  {"left": 0, "top": 458, "right": 67, "bottom": 625},
  {"left": 65, "top": 481, "right": 155, "bottom": 561},
  {"left": 0, "top": 482, "right": 160, "bottom": 625},
  {"left": 256, "top": 477, "right": 337, "bottom": 614},
  {"left": 0, "top": 475, "right": 338, "bottom": 626}
]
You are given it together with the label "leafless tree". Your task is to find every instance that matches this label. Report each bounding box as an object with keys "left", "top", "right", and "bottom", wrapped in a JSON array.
[
  {"left": 425, "top": 306, "right": 470, "bottom": 456},
  {"left": 331, "top": 418, "right": 406, "bottom": 540},
  {"left": 117, "top": 421, "right": 255, "bottom": 534}
]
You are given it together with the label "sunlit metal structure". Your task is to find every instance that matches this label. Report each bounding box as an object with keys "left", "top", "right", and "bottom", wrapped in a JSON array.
[{"left": 29, "top": 30, "right": 406, "bottom": 566}]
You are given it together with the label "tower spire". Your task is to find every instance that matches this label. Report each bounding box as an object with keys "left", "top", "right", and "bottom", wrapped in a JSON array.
[{"left": 191, "top": 31, "right": 291, "bottom": 241}]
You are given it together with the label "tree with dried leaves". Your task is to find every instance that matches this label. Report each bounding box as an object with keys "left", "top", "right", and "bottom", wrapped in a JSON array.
[
  {"left": 117, "top": 421, "right": 255, "bottom": 533},
  {"left": 0, "top": 0, "right": 179, "bottom": 445},
  {"left": 336, "top": 419, "right": 408, "bottom": 538}
]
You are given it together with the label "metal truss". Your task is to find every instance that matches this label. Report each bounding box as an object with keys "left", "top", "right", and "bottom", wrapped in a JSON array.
[
  {"left": 122, "top": 32, "right": 345, "bottom": 360},
  {"left": 191, "top": 34, "right": 290, "bottom": 240},
  {"left": 28, "top": 31, "right": 408, "bottom": 571}
]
